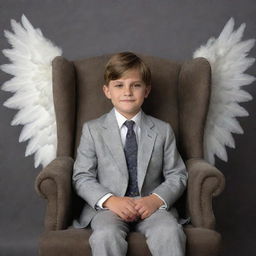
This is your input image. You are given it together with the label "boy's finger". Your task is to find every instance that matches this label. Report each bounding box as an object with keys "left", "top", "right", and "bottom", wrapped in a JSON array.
[
  {"left": 141, "top": 210, "right": 149, "bottom": 219},
  {"left": 126, "top": 205, "right": 139, "bottom": 216},
  {"left": 127, "top": 198, "right": 137, "bottom": 206},
  {"left": 127, "top": 201, "right": 136, "bottom": 207},
  {"left": 138, "top": 207, "right": 146, "bottom": 215},
  {"left": 140, "top": 213, "right": 146, "bottom": 220},
  {"left": 134, "top": 204, "right": 141, "bottom": 211},
  {"left": 119, "top": 212, "right": 127, "bottom": 221},
  {"left": 127, "top": 200, "right": 138, "bottom": 209},
  {"left": 121, "top": 210, "right": 132, "bottom": 220}
]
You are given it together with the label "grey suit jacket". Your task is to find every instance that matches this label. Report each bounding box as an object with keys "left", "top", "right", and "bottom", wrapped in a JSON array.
[{"left": 72, "top": 108, "right": 188, "bottom": 228}]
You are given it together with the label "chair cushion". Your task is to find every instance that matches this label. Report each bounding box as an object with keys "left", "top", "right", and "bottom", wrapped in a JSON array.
[{"left": 39, "top": 226, "right": 221, "bottom": 256}]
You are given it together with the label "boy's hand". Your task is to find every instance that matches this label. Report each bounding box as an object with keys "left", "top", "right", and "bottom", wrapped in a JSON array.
[
  {"left": 103, "top": 196, "right": 140, "bottom": 222},
  {"left": 134, "top": 194, "right": 164, "bottom": 220}
]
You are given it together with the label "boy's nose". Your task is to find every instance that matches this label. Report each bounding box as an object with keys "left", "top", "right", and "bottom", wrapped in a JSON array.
[{"left": 124, "top": 86, "right": 132, "bottom": 95}]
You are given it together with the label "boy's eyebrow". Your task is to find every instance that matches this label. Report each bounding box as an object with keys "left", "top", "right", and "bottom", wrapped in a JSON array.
[{"left": 113, "top": 80, "right": 143, "bottom": 83}]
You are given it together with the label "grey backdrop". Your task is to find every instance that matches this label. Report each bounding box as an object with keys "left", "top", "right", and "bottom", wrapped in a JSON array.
[{"left": 0, "top": 0, "right": 255, "bottom": 255}]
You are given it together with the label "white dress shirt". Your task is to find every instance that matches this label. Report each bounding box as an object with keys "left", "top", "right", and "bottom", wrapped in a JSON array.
[{"left": 96, "top": 108, "right": 167, "bottom": 210}]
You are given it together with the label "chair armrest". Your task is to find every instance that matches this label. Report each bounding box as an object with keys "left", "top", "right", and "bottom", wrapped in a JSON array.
[
  {"left": 186, "top": 158, "right": 225, "bottom": 229},
  {"left": 35, "top": 156, "right": 74, "bottom": 231}
]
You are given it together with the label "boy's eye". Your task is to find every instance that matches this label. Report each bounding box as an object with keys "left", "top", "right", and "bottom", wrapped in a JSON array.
[{"left": 113, "top": 83, "right": 142, "bottom": 88}]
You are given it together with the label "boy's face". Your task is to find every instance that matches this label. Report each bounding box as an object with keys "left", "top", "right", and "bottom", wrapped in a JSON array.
[{"left": 103, "top": 69, "right": 151, "bottom": 119}]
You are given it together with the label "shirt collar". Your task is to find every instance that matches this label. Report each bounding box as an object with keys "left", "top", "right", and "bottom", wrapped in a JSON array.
[{"left": 114, "top": 108, "right": 142, "bottom": 129}]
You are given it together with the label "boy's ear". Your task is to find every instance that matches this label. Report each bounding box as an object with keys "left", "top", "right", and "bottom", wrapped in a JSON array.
[
  {"left": 103, "top": 84, "right": 111, "bottom": 99},
  {"left": 144, "top": 85, "right": 151, "bottom": 98}
]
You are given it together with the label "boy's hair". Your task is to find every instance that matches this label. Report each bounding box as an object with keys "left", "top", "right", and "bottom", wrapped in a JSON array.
[{"left": 104, "top": 52, "right": 151, "bottom": 86}]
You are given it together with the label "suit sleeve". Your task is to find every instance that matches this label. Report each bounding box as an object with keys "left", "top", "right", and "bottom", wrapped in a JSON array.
[
  {"left": 72, "top": 123, "right": 113, "bottom": 209},
  {"left": 150, "top": 123, "right": 188, "bottom": 210}
]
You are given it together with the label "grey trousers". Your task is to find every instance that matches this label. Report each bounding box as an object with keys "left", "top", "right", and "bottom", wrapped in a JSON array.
[{"left": 88, "top": 208, "right": 186, "bottom": 256}]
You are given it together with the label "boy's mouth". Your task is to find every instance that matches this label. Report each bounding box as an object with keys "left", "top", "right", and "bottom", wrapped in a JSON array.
[{"left": 120, "top": 99, "right": 135, "bottom": 102}]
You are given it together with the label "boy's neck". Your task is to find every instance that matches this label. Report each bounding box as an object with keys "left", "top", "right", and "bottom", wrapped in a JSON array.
[{"left": 114, "top": 108, "right": 141, "bottom": 120}]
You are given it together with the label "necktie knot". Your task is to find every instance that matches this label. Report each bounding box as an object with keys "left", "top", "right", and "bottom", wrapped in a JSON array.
[{"left": 124, "top": 120, "right": 135, "bottom": 131}]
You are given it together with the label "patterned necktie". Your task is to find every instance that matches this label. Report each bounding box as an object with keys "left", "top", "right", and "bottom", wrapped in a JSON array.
[{"left": 124, "top": 120, "right": 140, "bottom": 197}]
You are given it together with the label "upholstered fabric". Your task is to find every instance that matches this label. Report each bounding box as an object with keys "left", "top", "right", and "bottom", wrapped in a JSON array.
[
  {"left": 186, "top": 158, "right": 225, "bottom": 229},
  {"left": 35, "top": 53, "right": 225, "bottom": 256},
  {"left": 52, "top": 57, "right": 76, "bottom": 157},
  {"left": 178, "top": 58, "right": 212, "bottom": 160}
]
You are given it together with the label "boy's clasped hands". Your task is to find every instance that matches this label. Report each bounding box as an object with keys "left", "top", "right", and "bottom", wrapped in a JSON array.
[{"left": 103, "top": 194, "right": 164, "bottom": 222}]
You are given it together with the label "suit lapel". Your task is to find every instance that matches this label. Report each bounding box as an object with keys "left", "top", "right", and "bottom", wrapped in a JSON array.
[
  {"left": 102, "top": 108, "right": 129, "bottom": 182},
  {"left": 137, "top": 111, "right": 157, "bottom": 192}
]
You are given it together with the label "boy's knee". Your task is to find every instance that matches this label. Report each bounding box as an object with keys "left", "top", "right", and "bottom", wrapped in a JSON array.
[
  {"left": 90, "top": 226, "right": 128, "bottom": 243},
  {"left": 149, "top": 222, "right": 185, "bottom": 240},
  {"left": 168, "top": 222, "right": 185, "bottom": 236}
]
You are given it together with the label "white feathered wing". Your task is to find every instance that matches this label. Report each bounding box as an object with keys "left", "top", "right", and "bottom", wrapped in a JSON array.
[
  {"left": 1, "top": 14, "right": 62, "bottom": 168},
  {"left": 193, "top": 17, "right": 255, "bottom": 165}
]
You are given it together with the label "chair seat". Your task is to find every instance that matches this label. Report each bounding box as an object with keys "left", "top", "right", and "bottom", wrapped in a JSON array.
[{"left": 39, "top": 225, "right": 221, "bottom": 256}]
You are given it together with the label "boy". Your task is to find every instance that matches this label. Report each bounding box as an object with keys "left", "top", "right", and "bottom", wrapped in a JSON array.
[{"left": 72, "top": 52, "right": 188, "bottom": 256}]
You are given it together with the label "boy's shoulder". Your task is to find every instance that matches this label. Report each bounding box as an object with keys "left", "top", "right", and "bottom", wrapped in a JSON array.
[{"left": 83, "top": 112, "right": 108, "bottom": 129}]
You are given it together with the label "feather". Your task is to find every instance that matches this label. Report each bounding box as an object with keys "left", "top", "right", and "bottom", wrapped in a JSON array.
[
  {"left": 3, "top": 91, "right": 39, "bottom": 109},
  {"left": 1, "top": 14, "right": 62, "bottom": 168},
  {"left": 2, "top": 78, "right": 32, "bottom": 93},
  {"left": 34, "top": 144, "right": 56, "bottom": 168},
  {"left": 193, "top": 17, "right": 255, "bottom": 164}
]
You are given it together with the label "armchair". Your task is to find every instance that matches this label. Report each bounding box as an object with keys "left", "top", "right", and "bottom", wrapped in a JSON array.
[{"left": 35, "top": 53, "right": 225, "bottom": 256}]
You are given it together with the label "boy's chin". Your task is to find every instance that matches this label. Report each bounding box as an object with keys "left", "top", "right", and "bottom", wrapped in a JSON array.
[{"left": 125, "top": 108, "right": 139, "bottom": 113}]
